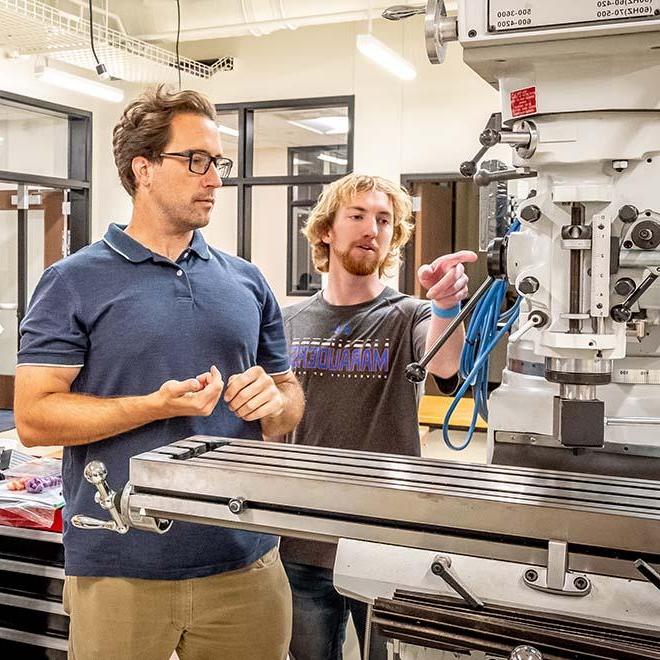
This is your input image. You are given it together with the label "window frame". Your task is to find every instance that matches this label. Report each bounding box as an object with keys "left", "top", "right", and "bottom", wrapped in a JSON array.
[
  {"left": 286, "top": 143, "right": 348, "bottom": 296},
  {"left": 214, "top": 96, "right": 354, "bottom": 294}
]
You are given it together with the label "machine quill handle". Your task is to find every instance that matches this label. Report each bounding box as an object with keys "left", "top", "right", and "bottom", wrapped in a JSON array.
[
  {"left": 460, "top": 144, "right": 490, "bottom": 177},
  {"left": 460, "top": 112, "right": 502, "bottom": 177},
  {"left": 473, "top": 168, "right": 536, "bottom": 187},
  {"left": 381, "top": 4, "right": 425, "bottom": 20},
  {"left": 406, "top": 276, "right": 495, "bottom": 383}
]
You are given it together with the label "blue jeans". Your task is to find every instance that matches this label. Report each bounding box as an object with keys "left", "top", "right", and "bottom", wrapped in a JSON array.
[{"left": 284, "top": 561, "right": 387, "bottom": 660}]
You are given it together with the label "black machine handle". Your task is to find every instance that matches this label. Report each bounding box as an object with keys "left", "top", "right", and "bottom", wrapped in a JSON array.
[
  {"left": 634, "top": 558, "right": 660, "bottom": 593},
  {"left": 610, "top": 270, "right": 660, "bottom": 323},
  {"left": 405, "top": 276, "right": 494, "bottom": 383}
]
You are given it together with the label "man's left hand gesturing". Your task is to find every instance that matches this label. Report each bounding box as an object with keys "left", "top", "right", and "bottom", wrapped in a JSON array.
[{"left": 224, "top": 366, "right": 285, "bottom": 422}]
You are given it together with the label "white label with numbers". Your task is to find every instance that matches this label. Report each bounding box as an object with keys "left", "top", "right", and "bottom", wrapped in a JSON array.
[
  {"left": 612, "top": 367, "right": 660, "bottom": 384},
  {"left": 488, "top": 0, "right": 660, "bottom": 32}
]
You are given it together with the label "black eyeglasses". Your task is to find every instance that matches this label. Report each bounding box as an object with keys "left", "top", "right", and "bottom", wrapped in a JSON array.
[{"left": 160, "top": 150, "right": 233, "bottom": 179}]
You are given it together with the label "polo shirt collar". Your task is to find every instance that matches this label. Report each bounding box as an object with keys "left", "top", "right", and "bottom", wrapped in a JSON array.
[
  {"left": 188, "top": 229, "right": 210, "bottom": 260},
  {"left": 103, "top": 223, "right": 210, "bottom": 262},
  {"left": 103, "top": 224, "right": 151, "bottom": 263}
]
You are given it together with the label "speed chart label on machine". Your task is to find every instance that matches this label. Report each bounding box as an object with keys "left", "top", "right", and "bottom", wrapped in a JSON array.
[{"left": 488, "top": 0, "right": 660, "bottom": 33}]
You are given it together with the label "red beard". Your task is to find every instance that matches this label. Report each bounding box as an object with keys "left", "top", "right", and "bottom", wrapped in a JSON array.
[{"left": 332, "top": 244, "right": 384, "bottom": 276}]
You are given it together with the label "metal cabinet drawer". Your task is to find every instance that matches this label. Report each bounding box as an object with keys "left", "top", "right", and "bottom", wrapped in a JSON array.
[
  {"left": 0, "top": 526, "right": 68, "bottom": 653},
  {"left": 0, "top": 632, "right": 67, "bottom": 658}
]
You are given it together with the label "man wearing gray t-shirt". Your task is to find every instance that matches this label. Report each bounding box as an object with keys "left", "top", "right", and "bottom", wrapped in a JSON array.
[{"left": 281, "top": 173, "right": 477, "bottom": 660}]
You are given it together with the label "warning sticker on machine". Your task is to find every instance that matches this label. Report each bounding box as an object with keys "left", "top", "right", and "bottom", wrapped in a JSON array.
[
  {"left": 510, "top": 87, "right": 537, "bottom": 117},
  {"left": 488, "top": 0, "right": 660, "bottom": 32}
]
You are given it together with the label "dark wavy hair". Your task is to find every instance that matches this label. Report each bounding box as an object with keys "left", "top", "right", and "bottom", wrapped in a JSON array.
[{"left": 112, "top": 84, "right": 216, "bottom": 196}]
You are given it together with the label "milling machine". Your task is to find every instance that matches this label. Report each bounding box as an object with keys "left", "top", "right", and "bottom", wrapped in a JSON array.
[
  {"left": 452, "top": 0, "right": 660, "bottom": 479},
  {"left": 394, "top": 0, "right": 660, "bottom": 479}
]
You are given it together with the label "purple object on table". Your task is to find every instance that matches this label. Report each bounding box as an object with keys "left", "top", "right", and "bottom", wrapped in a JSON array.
[{"left": 26, "top": 475, "right": 62, "bottom": 494}]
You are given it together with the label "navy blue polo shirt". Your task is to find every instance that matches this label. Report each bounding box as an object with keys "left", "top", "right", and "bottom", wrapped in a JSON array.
[{"left": 18, "top": 223, "right": 290, "bottom": 579}]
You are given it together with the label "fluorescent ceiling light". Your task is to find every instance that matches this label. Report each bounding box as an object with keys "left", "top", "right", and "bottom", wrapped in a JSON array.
[
  {"left": 293, "top": 157, "right": 312, "bottom": 166},
  {"left": 319, "top": 116, "right": 349, "bottom": 134},
  {"left": 318, "top": 153, "right": 347, "bottom": 166},
  {"left": 36, "top": 65, "right": 124, "bottom": 103},
  {"left": 288, "top": 116, "right": 349, "bottom": 135},
  {"left": 356, "top": 33, "right": 417, "bottom": 81},
  {"left": 288, "top": 120, "right": 323, "bottom": 135},
  {"left": 217, "top": 123, "right": 239, "bottom": 137}
]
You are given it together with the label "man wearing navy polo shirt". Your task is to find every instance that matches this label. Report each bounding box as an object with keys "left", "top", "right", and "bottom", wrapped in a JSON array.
[{"left": 14, "top": 85, "right": 304, "bottom": 660}]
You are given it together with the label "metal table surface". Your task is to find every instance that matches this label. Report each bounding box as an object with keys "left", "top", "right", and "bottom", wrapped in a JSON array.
[{"left": 128, "top": 437, "right": 660, "bottom": 572}]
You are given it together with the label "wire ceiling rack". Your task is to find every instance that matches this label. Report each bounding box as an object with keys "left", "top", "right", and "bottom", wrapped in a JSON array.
[{"left": 0, "top": 0, "right": 233, "bottom": 83}]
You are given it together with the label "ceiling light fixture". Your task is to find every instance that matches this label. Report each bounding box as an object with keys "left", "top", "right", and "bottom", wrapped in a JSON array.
[
  {"left": 356, "top": 33, "right": 417, "bottom": 81},
  {"left": 288, "top": 116, "right": 349, "bottom": 135},
  {"left": 287, "top": 120, "right": 324, "bottom": 135},
  {"left": 217, "top": 124, "right": 239, "bottom": 137},
  {"left": 35, "top": 64, "right": 124, "bottom": 103},
  {"left": 318, "top": 153, "right": 348, "bottom": 166}
]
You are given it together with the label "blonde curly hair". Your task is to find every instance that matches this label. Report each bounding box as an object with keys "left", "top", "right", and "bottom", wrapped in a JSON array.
[{"left": 303, "top": 173, "right": 414, "bottom": 277}]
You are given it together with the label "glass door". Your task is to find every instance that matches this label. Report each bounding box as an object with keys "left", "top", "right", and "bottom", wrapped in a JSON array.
[
  {"left": 0, "top": 91, "right": 91, "bottom": 425},
  {"left": 0, "top": 182, "right": 66, "bottom": 412}
]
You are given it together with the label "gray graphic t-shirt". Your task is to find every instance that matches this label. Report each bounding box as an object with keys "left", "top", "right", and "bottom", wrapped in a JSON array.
[{"left": 280, "top": 286, "right": 432, "bottom": 568}]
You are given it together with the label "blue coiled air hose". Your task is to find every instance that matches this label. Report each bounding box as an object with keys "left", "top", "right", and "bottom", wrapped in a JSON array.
[{"left": 441, "top": 221, "right": 521, "bottom": 451}]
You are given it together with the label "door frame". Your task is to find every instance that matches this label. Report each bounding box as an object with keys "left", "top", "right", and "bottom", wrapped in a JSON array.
[{"left": 0, "top": 91, "right": 92, "bottom": 408}]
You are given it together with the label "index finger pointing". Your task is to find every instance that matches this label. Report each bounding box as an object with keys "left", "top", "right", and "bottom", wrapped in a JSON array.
[{"left": 429, "top": 250, "right": 478, "bottom": 275}]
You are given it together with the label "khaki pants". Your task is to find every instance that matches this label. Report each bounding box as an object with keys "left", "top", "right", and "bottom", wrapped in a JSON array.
[{"left": 63, "top": 546, "right": 292, "bottom": 660}]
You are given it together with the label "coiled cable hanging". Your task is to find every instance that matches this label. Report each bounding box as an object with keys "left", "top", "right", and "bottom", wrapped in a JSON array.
[{"left": 442, "top": 220, "right": 522, "bottom": 451}]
